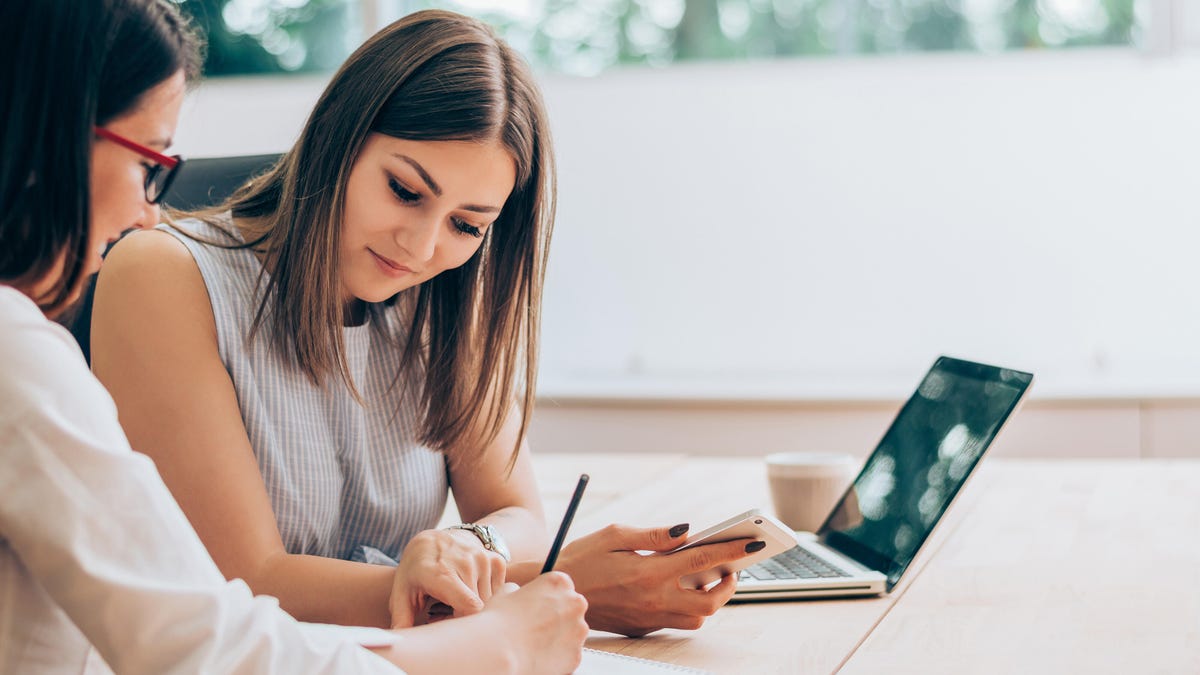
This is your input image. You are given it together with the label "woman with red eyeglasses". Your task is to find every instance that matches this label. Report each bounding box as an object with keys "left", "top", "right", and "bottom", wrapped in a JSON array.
[{"left": 0, "top": 1, "right": 586, "bottom": 674}]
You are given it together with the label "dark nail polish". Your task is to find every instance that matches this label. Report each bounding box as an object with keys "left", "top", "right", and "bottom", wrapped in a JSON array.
[
  {"left": 745, "top": 540, "right": 766, "bottom": 553},
  {"left": 669, "top": 523, "right": 689, "bottom": 538}
]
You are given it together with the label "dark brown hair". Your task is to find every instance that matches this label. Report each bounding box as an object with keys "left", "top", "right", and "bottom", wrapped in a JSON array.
[
  {"left": 0, "top": 0, "right": 202, "bottom": 316},
  {"left": 203, "top": 10, "right": 555, "bottom": 464}
]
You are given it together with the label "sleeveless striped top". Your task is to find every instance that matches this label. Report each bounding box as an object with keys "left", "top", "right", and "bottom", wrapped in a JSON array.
[{"left": 161, "top": 216, "right": 447, "bottom": 565}]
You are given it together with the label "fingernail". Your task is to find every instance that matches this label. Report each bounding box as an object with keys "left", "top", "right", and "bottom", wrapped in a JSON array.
[
  {"left": 745, "top": 540, "right": 766, "bottom": 553},
  {"left": 669, "top": 523, "right": 689, "bottom": 538}
]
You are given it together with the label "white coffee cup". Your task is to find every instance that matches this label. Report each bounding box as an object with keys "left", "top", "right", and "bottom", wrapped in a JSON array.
[{"left": 765, "top": 452, "right": 858, "bottom": 533}]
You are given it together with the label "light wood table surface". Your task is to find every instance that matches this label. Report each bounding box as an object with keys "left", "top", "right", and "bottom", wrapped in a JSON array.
[
  {"left": 521, "top": 454, "right": 1200, "bottom": 674},
  {"left": 839, "top": 460, "right": 1200, "bottom": 675},
  {"left": 527, "top": 453, "right": 951, "bottom": 675}
]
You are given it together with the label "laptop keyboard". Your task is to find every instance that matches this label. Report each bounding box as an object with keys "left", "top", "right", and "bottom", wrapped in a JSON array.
[{"left": 739, "top": 545, "right": 851, "bottom": 582}]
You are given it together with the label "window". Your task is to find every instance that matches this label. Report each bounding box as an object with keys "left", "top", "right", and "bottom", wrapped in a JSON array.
[
  {"left": 180, "top": 0, "right": 1149, "bottom": 77},
  {"left": 174, "top": 0, "right": 359, "bottom": 75}
]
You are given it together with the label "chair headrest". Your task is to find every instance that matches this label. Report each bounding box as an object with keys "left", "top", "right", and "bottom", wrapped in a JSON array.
[{"left": 163, "top": 153, "right": 282, "bottom": 211}]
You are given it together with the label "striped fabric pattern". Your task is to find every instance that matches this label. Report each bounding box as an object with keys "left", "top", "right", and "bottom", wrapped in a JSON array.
[{"left": 161, "top": 217, "right": 448, "bottom": 564}]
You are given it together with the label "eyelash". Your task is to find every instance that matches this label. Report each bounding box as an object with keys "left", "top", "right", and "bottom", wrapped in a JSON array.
[{"left": 388, "top": 177, "right": 484, "bottom": 239}]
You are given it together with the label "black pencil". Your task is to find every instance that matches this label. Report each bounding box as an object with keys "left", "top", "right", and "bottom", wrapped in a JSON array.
[{"left": 541, "top": 473, "right": 589, "bottom": 573}]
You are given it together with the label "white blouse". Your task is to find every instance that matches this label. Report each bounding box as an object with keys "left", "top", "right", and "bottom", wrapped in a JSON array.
[{"left": 0, "top": 286, "right": 405, "bottom": 674}]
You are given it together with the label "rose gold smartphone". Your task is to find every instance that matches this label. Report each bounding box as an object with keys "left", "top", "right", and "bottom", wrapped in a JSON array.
[{"left": 671, "top": 509, "right": 799, "bottom": 589}]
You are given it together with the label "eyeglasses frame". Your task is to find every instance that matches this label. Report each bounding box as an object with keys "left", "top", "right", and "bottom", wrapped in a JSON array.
[{"left": 93, "top": 126, "right": 184, "bottom": 204}]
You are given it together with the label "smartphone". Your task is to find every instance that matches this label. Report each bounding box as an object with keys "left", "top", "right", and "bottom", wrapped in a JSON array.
[{"left": 670, "top": 509, "right": 799, "bottom": 589}]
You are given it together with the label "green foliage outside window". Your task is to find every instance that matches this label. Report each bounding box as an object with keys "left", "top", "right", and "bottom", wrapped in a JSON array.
[
  {"left": 173, "top": 0, "right": 356, "bottom": 75},
  {"left": 175, "top": 0, "right": 1142, "bottom": 78}
]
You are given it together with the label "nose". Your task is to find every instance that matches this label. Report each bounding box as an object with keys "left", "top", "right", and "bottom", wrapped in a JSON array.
[
  {"left": 395, "top": 214, "right": 439, "bottom": 263},
  {"left": 133, "top": 200, "right": 161, "bottom": 230}
]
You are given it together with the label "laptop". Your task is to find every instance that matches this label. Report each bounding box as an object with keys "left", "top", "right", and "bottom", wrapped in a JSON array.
[{"left": 732, "top": 355, "right": 1033, "bottom": 601}]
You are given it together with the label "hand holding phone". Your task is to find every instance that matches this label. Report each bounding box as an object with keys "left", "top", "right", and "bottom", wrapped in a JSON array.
[{"left": 669, "top": 509, "right": 799, "bottom": 589}]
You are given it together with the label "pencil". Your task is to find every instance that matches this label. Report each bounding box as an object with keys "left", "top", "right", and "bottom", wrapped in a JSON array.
[{"left": 541, "top": 473, "right": 589, "bottom": 573}]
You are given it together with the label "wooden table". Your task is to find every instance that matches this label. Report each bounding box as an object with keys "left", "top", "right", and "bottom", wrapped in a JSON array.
[
  {"left": 520, "top": 454, "right": 1200, "bottom": 674},
  {"left": 840, "top": 460, "right": 1200, "bottom": 675}
]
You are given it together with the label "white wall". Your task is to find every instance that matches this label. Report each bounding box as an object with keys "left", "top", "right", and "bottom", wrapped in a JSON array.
[{"left": 174, "top": 48, "right": 1200, "bottom": 399}]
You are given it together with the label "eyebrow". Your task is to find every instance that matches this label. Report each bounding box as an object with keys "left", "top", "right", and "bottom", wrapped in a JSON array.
[
  {"left": 390, "top": 152, "right": 502, "bottom": 214},
  {"left": 149, "top": 137, "right": 173, "bottom": 151}
]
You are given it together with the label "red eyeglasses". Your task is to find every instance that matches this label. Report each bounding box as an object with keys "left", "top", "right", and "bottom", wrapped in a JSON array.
[{"left": 94, "top": 126, "right": 185, "bottom": 205}]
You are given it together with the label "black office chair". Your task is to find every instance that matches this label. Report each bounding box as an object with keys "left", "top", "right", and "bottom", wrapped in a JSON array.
[
  {"left": 63, "top": 153, "right": 281, "bottom": 362},
  {"left": 159, "top": 153, "right": 281, "bottom": 211}
]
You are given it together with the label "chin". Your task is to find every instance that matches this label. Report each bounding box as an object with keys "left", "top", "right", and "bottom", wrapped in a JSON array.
[
  {"left": 352, "top": 286, "right": 407, "bottom": 304},
  {"left": 347, "top": 268, "right": 420, "bottom": 304}
]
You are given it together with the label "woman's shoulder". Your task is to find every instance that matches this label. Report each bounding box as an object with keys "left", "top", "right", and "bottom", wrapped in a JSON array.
[
  {"left": 0, "top": 287, "right": 79, "bottom": 364},
  {"left": 0, "top": 285, "right": 51, "bottom": 327},
  {"left": 158, "top": 212, "right": 245, "bottom": 247},
  {"left": 151, "top": 215, "right": 264, "bottom": 293},
  {"left": 103, "top": 212, "right": 246, "bottom": 284},
  {"left": 0, "top": 287, "right": 113, "bottom": 429},
  {"left": 0, "top": 287, "right": 85, "bottom": 371},
  {"left": 94, "top": 227, "right": 217, "bottom": 341},
  {"left": 101, "top": 227, "right": 203, "bottom": 288}
]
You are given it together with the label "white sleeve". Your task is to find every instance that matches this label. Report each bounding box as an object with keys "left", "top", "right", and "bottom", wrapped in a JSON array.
[{"left": 0, "top": 301, "right": 405, "bottom": 675}]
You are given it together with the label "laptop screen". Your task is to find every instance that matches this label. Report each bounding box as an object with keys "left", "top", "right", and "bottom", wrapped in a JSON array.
[{"left": 818, "top": 356, "right": 1033, "bottom": 591}]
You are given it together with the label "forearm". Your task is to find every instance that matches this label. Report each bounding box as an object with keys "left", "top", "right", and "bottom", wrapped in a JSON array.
[
  {"left": 505, "top": 546, "right": 592, "bottom": 590},
  {"left": 1, "top": 405, "right": 403, "bottom": 673},
  {"left": 503, "top": 560, "right": 542, "bottom": 585},
  {"left": 502, "top": 546, "right": 589, "bottom": 586},
  {"left": 369, "top": 613, "right": 517, "bottom": 675},
  {"left": 253, "top": 553, "right": 395, "bottom": 628}
]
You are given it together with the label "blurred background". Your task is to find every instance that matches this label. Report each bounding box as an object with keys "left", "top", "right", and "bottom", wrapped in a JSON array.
[
  {"left": 169, "top": 1, "right": 1200, "bottom": 459},
  {"left": 178, "top": 0, "right": 1148, "bottom": 75}
]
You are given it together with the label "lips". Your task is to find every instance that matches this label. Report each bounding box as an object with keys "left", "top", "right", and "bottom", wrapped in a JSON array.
[{"left": 368, "top": 248, "right": 414, "bottom": 276}]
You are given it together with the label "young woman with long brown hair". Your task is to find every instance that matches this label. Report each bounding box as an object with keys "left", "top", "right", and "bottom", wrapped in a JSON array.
[{"left": 93, "top": 9, "right": 760, "bottom": 638}]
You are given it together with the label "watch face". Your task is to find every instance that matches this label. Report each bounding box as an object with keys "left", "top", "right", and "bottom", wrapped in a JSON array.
[
  {"left": 481, "top": 525, "right": 511, "bottom": 561},
  {"left": 449, "top": 523, "right": 511, "bottom": 561}
]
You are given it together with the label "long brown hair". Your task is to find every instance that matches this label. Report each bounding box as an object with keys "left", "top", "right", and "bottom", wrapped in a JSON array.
[{"left": 198, "top": 10, "right": 554, "bottom": 464}]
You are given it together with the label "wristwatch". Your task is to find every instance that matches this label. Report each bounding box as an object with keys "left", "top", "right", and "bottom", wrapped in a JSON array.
[{"left": 446, "top": 523, "right": 511, "bottom": 562}]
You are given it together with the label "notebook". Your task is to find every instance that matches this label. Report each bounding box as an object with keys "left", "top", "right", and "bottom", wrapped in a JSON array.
[
  {"left": 300, "top": 624, "right": 709, "bottom": 673},
  {"left": 576, "top": 648, "right": 711, "bottom": 674},
  {"left": 733, "top": 355, "right": 1033, "bottom": 600}
]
